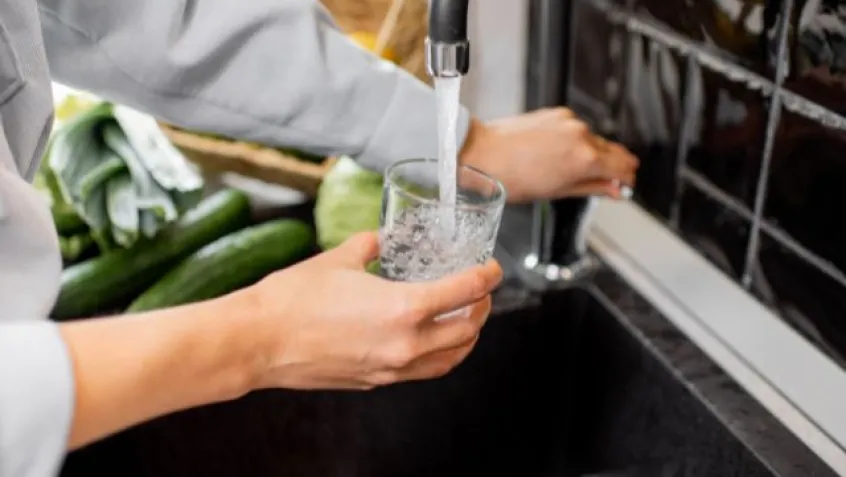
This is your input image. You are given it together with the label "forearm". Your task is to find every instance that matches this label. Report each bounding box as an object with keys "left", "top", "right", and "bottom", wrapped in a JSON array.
[
  {"left": 38, "top": 0, "right": 471, "bottom": 173},
  {"left": 60, "top": 295, "right": 258, "bottom": 449}
]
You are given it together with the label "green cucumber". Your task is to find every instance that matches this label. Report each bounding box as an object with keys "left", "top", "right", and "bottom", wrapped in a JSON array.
[
  {"left": 127, "top": 219, "right": 314, "bottom": 312},
  {"left": 52, "top": 189, "right": 252, "bottom": 320}
]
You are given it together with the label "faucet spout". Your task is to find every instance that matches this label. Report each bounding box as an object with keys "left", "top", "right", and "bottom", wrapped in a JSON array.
[
  {"left": 428, "top": 0, "right": 470, "bottom": 43},
  {"left": 426, "top": 0, "right": 471, "bottom": 77}
]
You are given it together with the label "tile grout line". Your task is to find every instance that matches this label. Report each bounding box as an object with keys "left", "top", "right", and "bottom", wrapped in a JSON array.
[
  {"left": 684, "top": 166, "right": 846, "bottom": 291},
  {"left": 740, "top": 96, "right": 783, "bottom": 286},
  {"left": 741, "top": 0, "right": 794, "bottom": 287},
  {"left": 760, "top": 220, "right": 846, "bottom": 290},
  {"left": 682, "top": 167, "right": 755, "bottom": 220},
  {"left": 669, "top": 55, "right": 699, "bottom": 228}
]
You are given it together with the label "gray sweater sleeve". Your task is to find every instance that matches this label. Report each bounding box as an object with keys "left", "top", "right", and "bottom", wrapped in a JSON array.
[
  {"left": 0, "top": 321, "right": 74, "bottom": 477},
  {"left": 36, "top": 0, "right": 470, "bottom": 173}
]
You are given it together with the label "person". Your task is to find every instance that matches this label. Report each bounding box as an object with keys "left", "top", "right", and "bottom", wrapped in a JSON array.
[{"left": 0, "top": 0, "right": 638, "bottom": 475}]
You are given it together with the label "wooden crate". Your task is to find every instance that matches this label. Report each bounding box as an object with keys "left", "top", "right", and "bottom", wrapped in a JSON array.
[{"left": 159, "top": 124, "right": 336, "bottom": 197}]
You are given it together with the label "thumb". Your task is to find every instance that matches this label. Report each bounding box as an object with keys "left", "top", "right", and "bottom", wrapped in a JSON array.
[{"left": 333, "top": 231, "right": 380, "bottom": 268}]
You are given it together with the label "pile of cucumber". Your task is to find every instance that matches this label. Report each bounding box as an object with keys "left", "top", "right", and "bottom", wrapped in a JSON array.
[
  {"left": 43, "top": 93, "right": 317, "bottom": 319},
  {"left": 51, "top": 188, "right": 316, "bottom": 320}
]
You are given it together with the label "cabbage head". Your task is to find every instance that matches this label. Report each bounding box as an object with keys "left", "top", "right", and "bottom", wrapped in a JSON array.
[{"left": 314, "top": 156, "right": 383, "bottom": 251}]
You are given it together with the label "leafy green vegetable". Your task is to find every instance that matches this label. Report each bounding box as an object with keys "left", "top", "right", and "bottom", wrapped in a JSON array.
[
  {"left": 77, "top": 146, "right": 126, "bottom": 200},
  {"left": 314, "top": 156, "right": 383, "bottom": 251},
  {"left": 54, "top": 94, "right": 100, "bottom": 123},
  {"left": 42, "top": 93, "right": 206, "bottom": 250},
  {"left": 105, "top": 171, "right": 140, "bottom": 247},
  {"left": 82, "top": 184, "right": 115, "bottom": 252},
  {"left": 102, "top": 121, "right": 177, "bottom": 226},
  {"left": 111, "top": 105, "right": 203, "bottom": 200},
  {"left": 59, "top": 233, "right": 95, "bottom": 263},
  {"left": 52, "top": 204, "right": 88, "bottom": 237},
  {"left": 46, "top": 103, "right": 114, "bottom": 206}
]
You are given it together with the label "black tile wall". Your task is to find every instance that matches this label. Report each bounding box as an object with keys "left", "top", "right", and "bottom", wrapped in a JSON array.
[
  {"left": 616, "top": 33, "right": 686, "bottom": 219},
  {"left": 565, "top": 0, "right": 846, "bottom": 368},
  {"left": 783, "top": 1, "right": 846, "bottom": 115},
  {"left": 764, "top": 106, "right": 846, "bottom": 266},
  {"left": 684, "top": 61, "right": 771, "bottom": 206},
  {"left": 570, "top": 2, "right": 626, "bottom": 127},
  {"left": 568, "top": 0, "right": 627, "bottom": 134},
  {"left": 677, "top": 183, "right": 751, "bottom": 279},
  {"left": 631, "top": 0, "right": 785, "bottom": 74}
]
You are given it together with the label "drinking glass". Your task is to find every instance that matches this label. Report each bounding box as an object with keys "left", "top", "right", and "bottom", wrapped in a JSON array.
[{"left": 379, "top": 158, "right": 506, "bottom": 317}]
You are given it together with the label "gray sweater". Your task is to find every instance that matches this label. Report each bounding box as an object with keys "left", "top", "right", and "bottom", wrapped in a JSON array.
[{"left": 0, "top": 0, "right": 469, "bottom": 475}]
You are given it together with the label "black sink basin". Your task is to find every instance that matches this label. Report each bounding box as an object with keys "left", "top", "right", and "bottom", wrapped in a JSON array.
[{"left": 60, "top": 271, "right": 835, "bottom": 477}]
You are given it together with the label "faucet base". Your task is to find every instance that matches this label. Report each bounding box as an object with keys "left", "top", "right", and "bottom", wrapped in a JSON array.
[{"left": 519, "top": 253, "right": 602, "bottom": 292}]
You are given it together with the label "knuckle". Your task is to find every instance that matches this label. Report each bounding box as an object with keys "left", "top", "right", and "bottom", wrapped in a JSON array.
[
  {"left": 555, "top": 107, "right": 574, "bottom": 119},
  {"left": 466, "top": 273, "right": 488, "bottom": 300},
  {"left": 383, "top": 337, "right": 419, "bottom": 368},
  {"left": 394, "top": 294, "right": 426, "bottom": 323},
  {"left": 580, "top": 146, "right": 600, "bottom": 164},
  {"left": 569, "top": 120, "right": 590, "bottom": 136}
]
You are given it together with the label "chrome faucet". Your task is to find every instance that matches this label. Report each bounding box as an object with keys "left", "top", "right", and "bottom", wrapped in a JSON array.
[
  {"left": 424, "top": 0, "right": 607, "bottom": 291},
  {"left": 426, "top": 0, "right": 471, "bottom": 78}
]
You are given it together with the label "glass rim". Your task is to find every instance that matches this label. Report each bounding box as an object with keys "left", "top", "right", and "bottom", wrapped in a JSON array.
[{"left": 385, "top": 158, "right": 507, "bottom": 210}]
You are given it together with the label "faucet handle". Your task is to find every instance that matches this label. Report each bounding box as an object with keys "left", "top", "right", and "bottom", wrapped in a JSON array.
[{"left": 518, "top": 184, "right": 633, "bottom": 291}]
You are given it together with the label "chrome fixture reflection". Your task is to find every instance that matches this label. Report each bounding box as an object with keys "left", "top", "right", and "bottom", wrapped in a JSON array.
[
  {"left": 521, "top": 182, "right": 633, "bottom": 290},
  {"left": 521, "top": 186, "right": 632, "bottom": 290},
  {"left": 520, "top": 197, "right": 603, "bottom": 291}
]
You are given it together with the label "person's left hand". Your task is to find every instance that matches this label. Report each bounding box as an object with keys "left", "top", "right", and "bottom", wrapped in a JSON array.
[{"left": 459, "top": 108, "right": 639, "bottom": 203}]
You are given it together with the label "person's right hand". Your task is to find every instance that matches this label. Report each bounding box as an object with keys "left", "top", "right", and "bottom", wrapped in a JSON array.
[{"left": 236, "top": 231, "right": 503, "bottom": 391}]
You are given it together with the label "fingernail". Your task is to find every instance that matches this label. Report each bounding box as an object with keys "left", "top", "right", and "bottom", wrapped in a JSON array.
[
  {"left": 611, "top": 180, "right": 634, "bottom": 200},
  {"left": 436, "top": 306, "right": 471, "bottom": 322}
]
